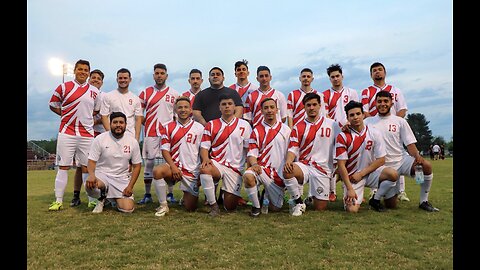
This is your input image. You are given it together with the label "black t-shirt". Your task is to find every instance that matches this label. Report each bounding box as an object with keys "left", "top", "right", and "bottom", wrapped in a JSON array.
[{"left": 192, "top": 86, "right": 243, "bottom": 122}]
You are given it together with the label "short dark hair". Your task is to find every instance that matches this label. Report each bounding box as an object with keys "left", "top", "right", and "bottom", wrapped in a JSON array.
[
  {"left": 189, "top": 68, "right": 202, "bottom": 77},
  {"left": 257, "top": 66, "right": 270, "bottom": 75},
  {"left": 110, "top": 111, "right": 127, "bottom": 123},
  {"left": 327, "top": 64, "right": 342, "bottom": 76},
  {"left": 209, "top": 67, "right": 224, "bottom": 76},
  {"left": 300, "top": 68, "right": 313, "bottom": 74},
  {"left": 260, "top": 97, "right": 276, "bottom": 108},
  {"left": 302, "top": 92, "right": 321, "bottom": 105},
  {"left": 375, "top": 90, "right": 392, "bottom": 100},
  {"left": 175, "top": 96, "right": 191, "bottom": 105},
  {"left": 344, "top": 100, "right": 363, "bottom": 114},
  {"left": 117, "top": 68, "right": 131, "bottom": 77},
  {"left": 234, "top": 59, "right": 249, "bottom": 70},
  {"left": 370, "top": 62, "right": 386, "bottom": 74},
  {"left": 90, "top": 69, "right": 104, "bottom": 80},
  {"left": 218, "top": 93, "right": 234, "bottom": 102},
  {"left": 154, "top": 63, "right": 167, "bottom": 71},
  {"left": 75, "top": 59, "right": 90, "bottom": 71}
]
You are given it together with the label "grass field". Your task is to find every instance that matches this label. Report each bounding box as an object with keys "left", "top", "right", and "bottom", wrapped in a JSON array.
[{"left": 27, "top": 158, "right": 453, "bottom": 269}]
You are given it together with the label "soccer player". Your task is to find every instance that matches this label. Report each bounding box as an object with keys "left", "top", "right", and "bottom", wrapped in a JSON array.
[
  {"left": 100, "top": 68, "right": 143, "bottom": 142},
  {"left": 361, "top": 62, "right": 410, "bottom": 202},
  {"left": 228, "top": 59, "right": 258, "bottom": 118},
  {"left": 71, "top": 69, "right": 105, "bottom": 209},
  {"left": 364, "top": 91, "right": 439, "bottom": 212},
  {"left": 48, "top": 59, "right": 100, "bottom": 211},
  {"left": 152, "top": 96, "right": 204, "bottom": 216},
  {"left": 243, "top": 97, "right": 290, "bottom": 217},
  {"left": 199, "top": 94, "right": 252, "bottom": 216},
  {"left": 85, "top": 112, "right": 142, "bottom": 214},
  {"left": 137, "top": 63, "right": 180, "bottom": 205},
  {"left": 335, "top": 100, "right": 398, "bottom": 212},
  {"left": 244, "top": 66, "right": 287, "bottom": 127},
  {"left": 282, "top": 92, "right": 340, "bottom": 216},
  {"left": 182, "top": 68, "right": 204, "bottom": 107}
]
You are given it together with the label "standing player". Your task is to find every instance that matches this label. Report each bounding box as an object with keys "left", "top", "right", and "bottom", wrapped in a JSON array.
[
  {"left": 199, "top": 94, "right": 252, "bottom": 216},
  {"left": 100, "top": 68, "right": 143, "bottom": 142},
  {"left": 243, "top": 98, "right": 290, "bottom": 217},
  {"left": 85, "top": 112, "right": 142, "bottom": 214},
  {"left": 228, "top": 59, "right": 258, "bottom": 118},
  {"left": 48, "top": 59, "right": 100, "bottom": 211},
  {"left": 364, "top": 91, "right": 439, "bottom": 212},
  {"left": 282, "top": 93, "right": 340, "bottom": 216},
  {"left": 152, "top": 96, "right": 205, "bottom": 216},
  {"left": 137, "top": 63, "right": 180, "bottom": 205},
  {"left": 361, "top": 62, "right": 410, "bottom": 202},
  {"left": 182, "top": 68, "right": 203, "bottom": 107},
  {"left": 71, "top": 69, "right": 105, "bottom": 209},
  {"left": 244, "top": 65, "right": 287, "bottom": 127},
  {"left": 335, "top": 100, "right": 398, "bottom": 212}
]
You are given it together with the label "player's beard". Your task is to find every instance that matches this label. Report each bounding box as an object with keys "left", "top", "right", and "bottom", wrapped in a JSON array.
[{"left": 111, "top": 126, "right": 126, "bottom": 138}]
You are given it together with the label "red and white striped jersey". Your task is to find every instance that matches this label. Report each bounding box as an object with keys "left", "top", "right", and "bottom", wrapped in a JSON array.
[
  {"left": 322, "top": 87, "right": 359, "bottom": 126},
  {"left": 335, "top": 126, "right": 386, "bottom": 176},
  {"left": 364, "top": 114, "right": 417, "bottom": 166},
  {"left": 100, "top": 89, "right": 143, "bottom": 138},
  {"left": 248, "top": 120, "right": 291, "bottom": 187},
  {"left": 182, "top": 89, "right": 201, "bottom": 107},
  {"left": 244, "top": 88, "right": 287, "bottom": 127},
  {"left": 200, "top": 117, "right": 251, "bottom": 173},
  {"left": 229, "top": 82, "right": 258, "bottom": 107},
  {"left": 139, "top": 85, "right": 179, "bottom": 137},
  {"left": 361, "top": 84, "right": 407, "bottom": 116},
  {"left": 287, "top": 88, "right": 327, "bottom": 126},
  {"left": 49, "top": 80, "right": 100, "bottom": 138},
  {"left": 288, "top": 116, "right": 340, "bottom": 177},
  {"left": 160, "top": 119, "right": 204, "bottom": 178}
]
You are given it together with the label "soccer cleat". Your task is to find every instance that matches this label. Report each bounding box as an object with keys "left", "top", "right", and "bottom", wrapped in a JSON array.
[
  {"left": 419, "top": 201, "right": 440, "bottom": 212},
  {"left": 70, "top": 197, "right": 81, "bottom": 207},
  {"left": 209, "top": 203, "right": 220, "bottom": 217},
  {"left": 329, "top": 192, "right": 337, "bottom": 202},
  {"left": 303, "top": 196, "right": 313, "bottom": 206},
  {"left": 250, "top": 207, "right": 261, "bottom": 217},
  {"left": 291, "top": 203, "right": 306, "bottom": 216},
  {"left": 137, "top": 193, "right": 153, "bottom": 204},
  {"left": 155, "top": 204, "right": 170, "bottom": 217},
  {"left": 87, "top": 200, "right": 98, "bottom": 208},
  {"left": 398, "top": 191, "right": 410, "bottom": 202},
  {"left": 369, "top": 198, "right": 386, "bottom": 212},
  {"left": 48, "top": 202, "right": 63, "bottom": 211},
  {"left": 368, "top": 189, "right": 377, "bottom": 200},
  {"left": 92, "top": 200, "right": 105, "bottom": 213},
  {"left": 166, "top": 193, "right": 177, "bottom": 204}
]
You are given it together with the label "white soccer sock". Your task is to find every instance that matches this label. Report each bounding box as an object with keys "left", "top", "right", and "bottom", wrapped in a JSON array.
[
  {"left": 246, "top": 186, "right": 260, "bottom": 208},
  {"left": 54, "top": 169, "right": 69, "bottom": 203},
  {"left": 144, "top": 158, "right": 155, "bottom": 194},
  {"left": 420, "top": 174, "right": 433, "bottom": 202},
  {"left": 375, "top": 180, "right": 396, "bottom": 200},
  {"left": 81, "top": 173, "right": 96, "bottom": 203},
  {"left": 285, "top": 177, "right": 301, "bottom": 200},
  {"left": 398, "top": 175, "right": 406, "bottom": 193},
  {"left": 298, "top": 182, "right": 305, "bottom": 198},
  {"left": 153, "top": 178, "right": 167, "bottom": 204},
  {"left": 86, "top": 187, "right": 101, "bottom": 199},
  {"left": 330, "top": 176, "right": 336, "bottom": 194},
  {"left": 200, "top": 174, "right": 216, "bottom": 205}
]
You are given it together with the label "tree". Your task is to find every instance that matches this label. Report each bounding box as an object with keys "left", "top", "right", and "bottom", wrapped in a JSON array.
[{"left": 405, "top": 113, "right": 433, "bottom": 153}]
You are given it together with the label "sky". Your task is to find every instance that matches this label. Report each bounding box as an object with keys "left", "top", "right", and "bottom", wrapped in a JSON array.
[{"left": 27, "top": 0, "right": 453, "bottom": 141}]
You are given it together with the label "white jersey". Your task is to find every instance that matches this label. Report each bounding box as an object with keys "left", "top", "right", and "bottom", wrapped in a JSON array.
[
  {"left": 248, "top": 120, "right": 291, "bottom": 185},
  {"left": 88, "top": 132, "right": 142, "bottom": 179},
  {"left": 335, "top": 126, "right": 386, "bottom": 175},
  {"left": 361, "top": 84, "right": 407, "bottom": 116},
  {"left": 245, "top": 88, "right": 288, "bottom": 127},
  {"left": 288, "top": 116, "right": 340, "bottom": 177},
  {"left": 287, "top": 89, "right": 327, "bottom": 126},
  {"left": 364, "top": 114, "right": 417, "bottom": 166},
  {"left": 93, "top": 91, "right": 106, "bottom": 135},
  {"left": 200, "top": 117, "right": 251, "bottom": 173},
  {"left": 49, "top": 80, "right": 100, "bottom": 137},
  {"left": 229, "top": 82, "right": 258, "bottom": 107},
  {"left": 139, "top": 85, "right": 180, "bottom": 137},
  {"left": 160, "top": 119, "right": 204, "bottom": 178},
  {"left": 100, "top": 89, "right": 143, "bottom": 138},
  {"left": 322, "top": 87, "right": 359, "bottom": 126}
]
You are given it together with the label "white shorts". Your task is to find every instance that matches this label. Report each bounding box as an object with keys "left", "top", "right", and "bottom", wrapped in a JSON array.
[
  {"left": 211, "top": 159, "right": 242, "bottom": 197},
  {"left": 96, "top": 171, "right": 134, "bottom": 200},
  {"left": 295, "top": 162, "right": 330, "bottom": 201},
  {"left": 342, "top": 166, "right": 384, "bottom": 206},
  {"left": 387, "top": 153, "right": 415, "bottom": 177},
  {"left": 179, "top": 174, "right": 200, "bottom": 197},
  {"left": 244, "top": 168, "right": 285, "bottom": 208},
  {"left": 56, "top": 133, "right": 93, "bottom": 167},
  {"left": 142, "top": 136, "right": 161, "bottom": 160}
]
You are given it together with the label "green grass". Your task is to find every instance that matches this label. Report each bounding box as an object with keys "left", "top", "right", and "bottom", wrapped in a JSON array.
[{"left": 27, "top": 159, "right": 453, "bottom": 269}]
